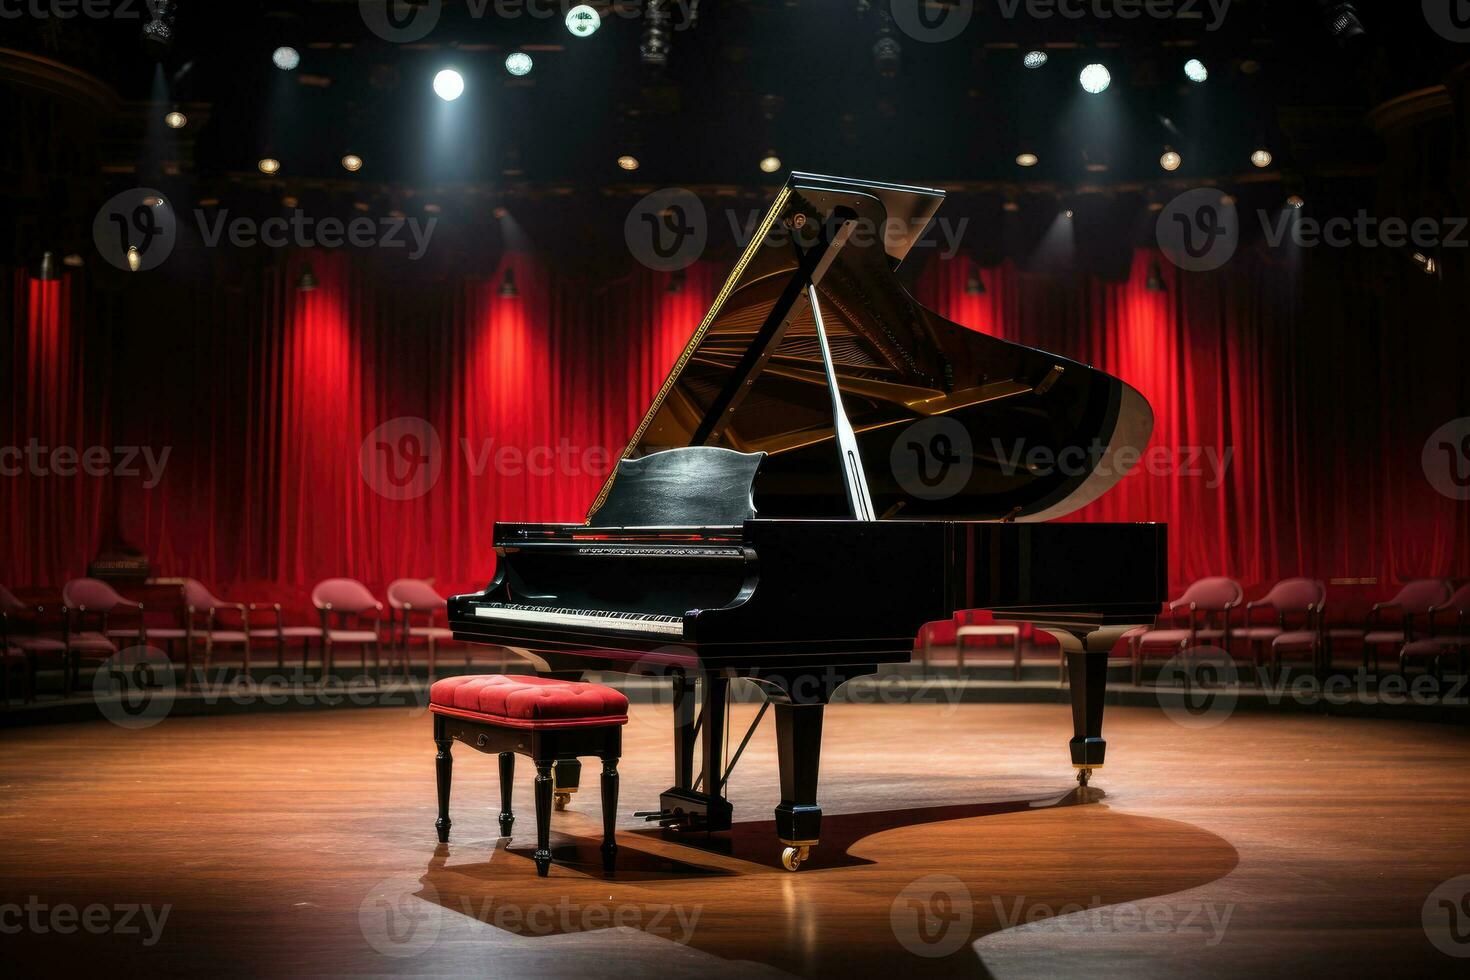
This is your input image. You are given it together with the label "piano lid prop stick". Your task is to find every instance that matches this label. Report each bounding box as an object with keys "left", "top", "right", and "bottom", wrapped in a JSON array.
[{"left": 807, "top": 283, "right": 876, "bottom": 521}]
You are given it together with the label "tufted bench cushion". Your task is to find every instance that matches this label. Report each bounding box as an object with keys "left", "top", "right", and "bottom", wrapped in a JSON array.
[{"left": 429, "top": 674, "right": 629, "bottom": 730}]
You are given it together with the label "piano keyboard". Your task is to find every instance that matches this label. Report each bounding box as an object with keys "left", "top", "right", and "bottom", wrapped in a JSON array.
[{"left": 473, "top": 602, "right": 686, "bottom": 637}]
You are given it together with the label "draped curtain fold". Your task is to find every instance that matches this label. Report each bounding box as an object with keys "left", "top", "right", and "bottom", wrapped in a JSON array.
[{"left": 3, "top": 247, "right": 1464, "bottom": 592}]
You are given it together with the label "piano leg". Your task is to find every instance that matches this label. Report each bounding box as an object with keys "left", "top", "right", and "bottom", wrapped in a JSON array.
[
  {"left": 773, "top": 701, "right": 823, "bottom": 871},
  {"left": 672, "top": 670, "right": 696, "bottom": 790},
  {"left": 533, "top": 758, "right": 554, "bottom": 877},
  {"left": 1067, "top": 648, "right": 1107, "bottom": 786}
]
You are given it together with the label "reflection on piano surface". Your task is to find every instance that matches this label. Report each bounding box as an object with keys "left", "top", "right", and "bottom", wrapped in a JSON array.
[{"left": 450, "top": 173, "right": 1167, "bottom": 870}]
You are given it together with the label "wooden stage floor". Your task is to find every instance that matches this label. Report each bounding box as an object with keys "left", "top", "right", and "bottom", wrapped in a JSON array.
[{"left": 2, "top": 702, "right": 1468, "bottom": 977}]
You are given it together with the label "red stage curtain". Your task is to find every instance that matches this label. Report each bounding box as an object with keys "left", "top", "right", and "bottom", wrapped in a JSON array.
[{"left": 3, "top": 247, "right": 1464, "bottom": 593}]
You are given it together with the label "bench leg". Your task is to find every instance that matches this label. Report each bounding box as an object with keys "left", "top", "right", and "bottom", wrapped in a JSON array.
[
  {"left": 600, "top": 753, "right": 619, "bottom": 874},
  {"left": 533, "top": 758, "right": 554, "bottom": 877},
  {"left": 434, "top": 716, "right": 452, "bottom": 843},
  {"left": 498, "top": 752, "right": 515, "bottom": 836}
]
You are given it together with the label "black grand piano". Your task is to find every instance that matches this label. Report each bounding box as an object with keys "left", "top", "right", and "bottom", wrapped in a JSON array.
[{"left": 449, "top": 173, "right": 1167, "bottom": 871}]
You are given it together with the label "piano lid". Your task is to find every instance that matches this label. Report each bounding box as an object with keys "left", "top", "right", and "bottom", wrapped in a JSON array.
[{"left": 589, "top": 172, "right": 1154, "bottom": 524}]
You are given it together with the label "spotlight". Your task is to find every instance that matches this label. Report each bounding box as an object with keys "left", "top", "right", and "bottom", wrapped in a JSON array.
[
  {"left": 641, "top": 1, "right": 672, "bottom": 68},
  {"left": 1184, "top": 59, "right": 1208, "bottom": 83},
  {"left": 341, "top": 154, "right": 363, "bottom": 172},
  {"left": 164, "top": 110, "right": 187, "bottom": 129},
  {"left": 1219, "top": 194, "right": 1238, "bottom": 207},
  {"left": 282, "top": 196, "right": 299, "bottom": 208},
  {"left": 617, "top": 154, "right": 640, "bottom": 171},
  {"left": 1016, "top": 152, "right": 1038, "bottom": 167},
  {"left": 424, "top": 203, "right": 442, "bottom": 214},
  {"left": 566, "top": 4, "right": 601, "bottom": 37},
  {"left": 298, "top": 265, "right": 318, "bottom": 292},
  {"left": 63, "top": 254, "right": 84, "bottom": 268},
  {"left": 1002, "top": 201, "right": 1021, "bottom": 213},
  {"left": 126, "top": 246, "right": 142, "bottom": 272},
  {"left": 434, "top": 69, "right": 465, "bottom": 102},
  {"left": 1286, "top": 195, "right": 1305, "bottom": 209},
  {"left": 37, "top": 251, "right": 56, "bottom": 281},
  {"left": 873, "top": 30, "right": 902, "bottom": 78},
  {"left": 258, "top": 157, "right": 281, "bottom": 175},
  {"left": 141, "top": 0, "right": 174, "bottom": 57},
  {"left": 1079, "top": 63, "right": 1111, "bottom": 94},
  {"left": 272, "top": 46, "right": 300, "bottom": 71},
  {"left": 492, "top": 205, "right": 508, "bottom": 220},
  {"left": 1411, "top": 252, "right": 1439, "bottom": 276},
  {"left": 1064, "top": 209, "right": 1075, "bottom": 219},
  {"left": 505, "top": 52, "right": 533, "bottom": 77},
  {"left": 1146, "top": 261, "right": 1167, "bottom": 293},
  {"left": 759, "top": 155, "right": 781, "bottom": 174},
  {"left": 1160, "top": 149, "right": 1182, "bottom": 172},
  {"left": 499, "top": 267, "right": 518, "bottom": 298},
  {"left": 1024, "top": 50, "right": 1048, "bottom": 69},
  {"left": 1318, "top": 2, "right": 1366, "bottom": 45},
  {"left": 1251, "top": 148, "right": 1273, "bottom": 168}
]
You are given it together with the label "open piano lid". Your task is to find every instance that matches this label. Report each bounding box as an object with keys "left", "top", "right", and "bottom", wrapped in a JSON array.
[{"left": 589, "top": 172, "right": 1154, "bottom": 524}]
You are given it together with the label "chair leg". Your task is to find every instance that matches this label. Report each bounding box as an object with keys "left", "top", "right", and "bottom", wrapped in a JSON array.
[
  {"left": 323, "top": 640, "right": 333, "bottom": 685},
  {"left": 434, "top": 716, "right": 453, "bottom": 843},
  {"left": 243, "top": 635, "right": 252, "bottom": 676},
  {"left": 498, "top": 752, "right": 515, "bottom": 836},
  {"left": 600, "top": 753, "right": 619, "bottom": 874},
  {"left": 1012, "top": 634, "right": 1022, "bottom": 683},
  {"left": 428, "top": 636, "right": 437, "bottom": 683},
  {"left": 533, "top": 758, "right": 555, "bottom": 877}
]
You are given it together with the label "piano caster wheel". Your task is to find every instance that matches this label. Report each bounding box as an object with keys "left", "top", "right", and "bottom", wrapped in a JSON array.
[
  {"left": 1076, "top": 768, "right": 1093, "bottom": 788},
  {"left": 554, "top": 792, "right": 571, "bottom": 811},
  {"left": 781, "top": 846, "right": 810, "bottom": 872}
]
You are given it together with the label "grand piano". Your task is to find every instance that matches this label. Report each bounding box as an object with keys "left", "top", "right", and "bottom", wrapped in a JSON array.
[{"left": 449, "top": 173, "right": 1167, "bottom": 871}]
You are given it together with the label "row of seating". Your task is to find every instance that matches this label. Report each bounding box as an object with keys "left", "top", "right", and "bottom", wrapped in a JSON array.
[
  {"left": 0, "top": 577, "right": 477, "bottom": 703},
  {"left": 918, "top": 577, "right": 1470, "bottom": 685}
]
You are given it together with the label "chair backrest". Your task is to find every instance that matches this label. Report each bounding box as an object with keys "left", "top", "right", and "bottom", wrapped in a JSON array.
[
  {"left": 0, "top": 585, "right": 24, "bottom": 614},
  {"left": 62, "top": 577, "right": 127, "bottom": 612},
  {"left": 311, "top": 578, "right": 380, "bottom": 614},
  {"left": 1261, "top": 578, "right": 1326, "bottom": 613},
  {"left": 1177, "top": 577, "right": 1243, "bottom": 611},
  {"left": 1446, "top": 583, "right": 1470, "bottom": 614},
  {"left": 181, "top": 578, "right": 227, "bottom": 612},
  {"left": 1390, "top": 579, "right": 1452, "bottom": 615},
  {"left": 387, "top": 578, "right": 446, "bottom": 611}
]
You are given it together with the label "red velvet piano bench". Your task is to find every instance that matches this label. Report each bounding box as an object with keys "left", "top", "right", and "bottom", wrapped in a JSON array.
[{"left": 429, "top": 674, "right": 628, "bottom": 877}]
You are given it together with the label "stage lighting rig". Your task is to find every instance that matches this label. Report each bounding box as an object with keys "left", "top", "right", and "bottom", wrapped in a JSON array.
[
  {"left": 141, "top": 0, "right": 175, "bottom": 58},
  {"left": 1317, "top": 2, "right": 1366, "bottom": 47}
]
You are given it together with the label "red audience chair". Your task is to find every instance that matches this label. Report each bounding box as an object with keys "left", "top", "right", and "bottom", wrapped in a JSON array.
[
  {"left": 387, "top": 578, "right": 453, "bottom": 680},
  {"left": 1236, "top": 578, "right": 1325, "bottom": 677},
  {"left": 61, "top": 578, "right": 148, "bottom": 690},
  {"left": 1133, "top": 577, "right": 1244, "bottom": 685},
  {"left": 182, "top": 579, "right": 280, "bottom": 681},
  {"left": 312, "top": 578, "right": 384, "bottom": 682},
  {"left": 1398, "top": 582, "right": 1470, "bottom": 680},
  {"left": 0, "top": 586, "right": 59, "bottom": 703},
  {"left": 1362, "top": 579, "right": 1452, "bottom": 673}
]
